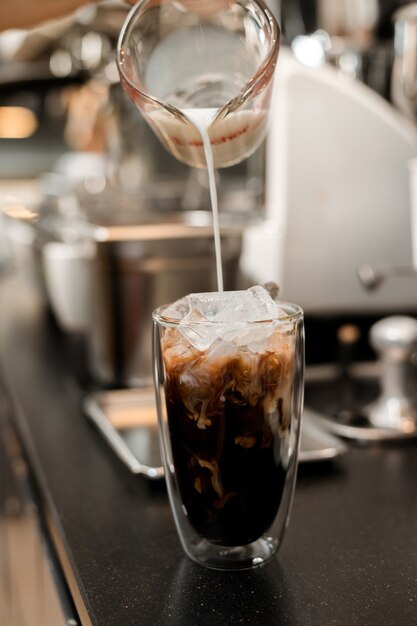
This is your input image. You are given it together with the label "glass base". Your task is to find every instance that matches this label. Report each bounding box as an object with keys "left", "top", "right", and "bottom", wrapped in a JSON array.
[{"left": 188, "top": 536, "right": 279, "bottom": 571}]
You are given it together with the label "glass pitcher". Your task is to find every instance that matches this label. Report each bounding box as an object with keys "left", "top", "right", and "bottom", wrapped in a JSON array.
[{"left": 116, "top": 0, "right": 280, "bottom": 169}]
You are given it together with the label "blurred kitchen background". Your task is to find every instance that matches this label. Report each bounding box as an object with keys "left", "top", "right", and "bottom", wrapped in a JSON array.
[{"left": 1, "top": 0, "right": 417, "bottom": 386}]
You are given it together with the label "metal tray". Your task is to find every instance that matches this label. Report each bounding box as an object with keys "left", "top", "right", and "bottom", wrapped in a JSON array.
[
  {"left": 83, "top": 388, "right": 164, "bottom": 480},
  {"left": 84, "top": 389, "right": 347, "bottom": 479}
]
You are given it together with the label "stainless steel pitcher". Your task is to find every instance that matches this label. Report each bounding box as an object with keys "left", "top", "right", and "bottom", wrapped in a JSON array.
[{"left": 40, "top": 200, "right": 242, "bottom": 387}]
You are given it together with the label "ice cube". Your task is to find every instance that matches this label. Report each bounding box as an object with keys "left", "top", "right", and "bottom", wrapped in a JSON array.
[
  {"left": 205, "top": 340, "right": 239, "bottom": 368},
  {"left": 179, "top": 308, "right": 219, "bottom": 351},
  {"left": 186, "top": 291, "right": 245, "bottom": 320},
  {"left": 173, "top": 287, "right": 280, "bottom": 349},
  {"left": 244, "top": 286, "right": 280, "bottom": 320},
  {"left": 162, "top": 297, "right": 189, "bottom": 320},
  {"left": 217, "top": 287, "right": 281, "bottom": 346},
  {"left": 222, "top": 323, "right": 276, "bottom": 348},
  {"left": 186, "top": 286, "right": 279, "bottom": 323},
  {"left": 206, "top": 287, "right": 278, "bottom": 333}
]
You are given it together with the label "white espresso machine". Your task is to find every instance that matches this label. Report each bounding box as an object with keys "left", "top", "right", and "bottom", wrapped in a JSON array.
[{"left": 241, "top": 47, "right": 417, "bottom": 314}]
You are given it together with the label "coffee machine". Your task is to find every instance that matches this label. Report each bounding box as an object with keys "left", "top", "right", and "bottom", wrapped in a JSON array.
[{"left": 241, "top": 46, "right": 417, "bottom": 314}]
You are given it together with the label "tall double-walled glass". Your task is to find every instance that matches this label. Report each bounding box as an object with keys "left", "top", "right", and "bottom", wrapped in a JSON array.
[{"left": 153, "top": 301, "right": 304, "bottom": 570}]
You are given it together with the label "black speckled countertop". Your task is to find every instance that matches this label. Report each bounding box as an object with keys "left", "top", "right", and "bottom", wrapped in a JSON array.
[{"left": 1, "top": 279, "right": 417, "bottom": 626}]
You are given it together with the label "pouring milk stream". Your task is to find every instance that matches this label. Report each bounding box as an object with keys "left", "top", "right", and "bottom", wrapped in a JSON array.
[{"left": 182, "top": 108, "right": 223, "bottom": 291}]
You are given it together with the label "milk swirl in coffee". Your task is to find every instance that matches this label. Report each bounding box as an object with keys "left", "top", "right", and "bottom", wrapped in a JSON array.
[{"left": 160, "top": 288, "right": 297, "bottom": 546}]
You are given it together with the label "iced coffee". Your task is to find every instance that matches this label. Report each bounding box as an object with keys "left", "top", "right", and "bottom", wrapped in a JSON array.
[{"left": 153, "top": 286, "right": 304, "bottom": 569}]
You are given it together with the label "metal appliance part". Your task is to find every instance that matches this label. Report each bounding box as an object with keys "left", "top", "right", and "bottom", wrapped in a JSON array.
[
  {"left": 364, "top": 315, "right": 417, "bottom": 433},
  {"left": 39, "top": 206, "right": 243, "bottom": 388}
]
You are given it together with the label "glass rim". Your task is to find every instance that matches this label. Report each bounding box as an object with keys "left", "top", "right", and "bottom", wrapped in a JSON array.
[
  {"left": 153, "top": 300, "right": 304, "bottom": 326},
  {"left": 116, "top": 0, "right": 280, "bottom": 121}
]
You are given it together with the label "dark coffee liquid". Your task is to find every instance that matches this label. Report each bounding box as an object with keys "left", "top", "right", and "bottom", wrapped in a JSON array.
[{"left": 163, "top": 346, "right": 293, "bottom": 546}]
